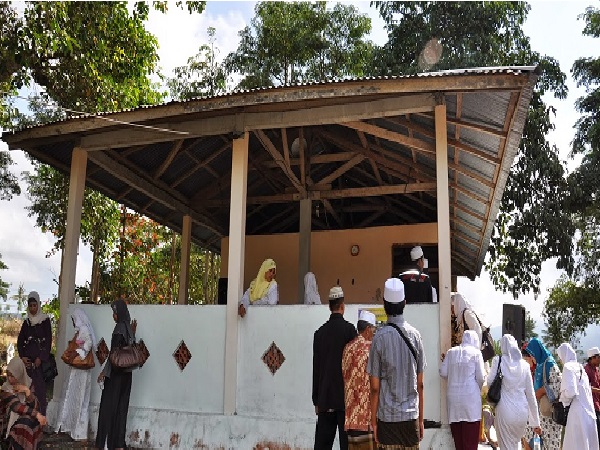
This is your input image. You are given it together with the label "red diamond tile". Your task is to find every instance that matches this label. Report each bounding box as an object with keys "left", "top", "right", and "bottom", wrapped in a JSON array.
[{"left": 262, "top": 341, "right": 285, "bottom": 375}]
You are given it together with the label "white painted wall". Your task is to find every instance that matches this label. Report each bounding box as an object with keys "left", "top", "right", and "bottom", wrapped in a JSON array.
[{"left": 49, "top": 303, "right": 445, "bottom": 448}]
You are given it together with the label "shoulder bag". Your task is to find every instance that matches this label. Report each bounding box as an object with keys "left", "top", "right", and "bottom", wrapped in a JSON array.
[
  {"left": 109, "top": 338, "right": 150, "bottom": 369},
  {"left": 552, "top": 365, "right": 582, "bottom": 426},
  {"left": 463, "top": 310, "right": 496, "bottom": 362},
  {"left": 61, "top": 333, "right": 95, "bottom": 369},
  {"left": 387, "top": 323, "right": 418, "bottom": 363},
  {"left": 487, "top": 356, "right": 503, "bottom": 406},
  {"left": 41, "top": 353, "right": 58, "bottom": 383},
  {"left": 539, "top": 358, "right": 556, "bottom": 417}
]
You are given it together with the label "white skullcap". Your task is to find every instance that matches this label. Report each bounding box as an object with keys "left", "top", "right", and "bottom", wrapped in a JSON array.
[
  {"left": 588, "top": 347, "right": 600, "bottom": 358},
  {"left": 410, "top": 246, "right": 424, "bottom": 261},
  {"left": 358, "top": 310, "right": 376, "bottom": 326},
  {"left": 329, "top": 286, "right": 344, "bottom": 300},
  {"left": 384, "top": 278, "right": 405, "bottom": 304},
  {"left": 27, "top": 291, "right": 40, "bottom": 303}
]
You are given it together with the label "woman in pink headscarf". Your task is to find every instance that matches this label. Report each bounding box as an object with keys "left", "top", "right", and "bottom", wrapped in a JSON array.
[{"left": 238, "top": 259, "right": 278, "bottom": 317}]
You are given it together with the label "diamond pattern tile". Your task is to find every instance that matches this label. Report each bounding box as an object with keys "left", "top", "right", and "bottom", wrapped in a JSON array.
[
  {"left": 173, "top": 340, "right": 192, "bottom": 371},
  {"left": 262, "top": 341, "right": 285, "bottom": 375},
  {"left": 96, "top": 337, "right": 109, "bottom": 365}
]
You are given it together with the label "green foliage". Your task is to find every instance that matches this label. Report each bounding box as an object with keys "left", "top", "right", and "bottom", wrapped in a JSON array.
[
  {"left": 0, "top": 253, "right": 8, "bottom": 300},
  {"left": 168, "top": 27, "right": 227, "bottom": 99},
  {"left": 9, "top": 283, "right": 26, "bottom": 312},
  {"left": 225, "top": 1, "right": 373, "bottom": 89},
  {"left": 371, "top": 1, "right": 571, "bottom": 297},
  {"left": 525, "top": 310, "right": 538, "bottom": 340}
]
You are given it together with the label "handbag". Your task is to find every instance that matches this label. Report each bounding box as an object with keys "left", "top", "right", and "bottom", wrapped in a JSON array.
[
  {"left": 109, "top": 339, "right": 150, "bottom": 369},
  {"left": 539, "top": 358, "right": 556, "bottom": 417},
  {"left": 463, "top": 310, "right": 496, "bottom": 361},
  {"left": 61, "top": 332, "right": 95, "bottom": 369},
  {"left": 41, "top": 353, "right": 58, "bottom": 383},
  {"left": 552, "top": 365, "right": 582, "bottom": 426},
  {"left": 487, "top": 355, "right": 502, "bottom": 406}
]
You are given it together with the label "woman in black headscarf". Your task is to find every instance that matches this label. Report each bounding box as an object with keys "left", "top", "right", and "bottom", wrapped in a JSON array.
[{"left": 96, "top": 299, "right": 137, "bottom": 450}]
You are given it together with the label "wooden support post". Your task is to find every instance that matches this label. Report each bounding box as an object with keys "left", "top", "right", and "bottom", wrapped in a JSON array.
[
  {"left": 55, "top": 148, "right": 87, "bottom": 400},
  {"left": 297, "top": 198, "right": 312, "bottom": 303},
  {"left": 178, "top": 214, "right": 192, "bottom": 304},
  {"left": 436, "top": 101, "right": 452, "bottom": 424},
  {"left": 224, "top": 133, "right": 248, "bottom": 415}
]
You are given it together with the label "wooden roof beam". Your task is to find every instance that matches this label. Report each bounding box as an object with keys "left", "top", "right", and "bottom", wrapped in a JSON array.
[{"left": 154, "top": 139, "right": 184, "bottom": 179}]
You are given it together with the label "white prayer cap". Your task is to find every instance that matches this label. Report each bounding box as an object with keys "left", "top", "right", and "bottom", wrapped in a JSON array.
[
  {"left": 384, "top": 278, "right": 405, "bottom": 304},
  {"left": 358, "top": 310, "right": 376, "bottom": 326},
  {"left": 329, "top": 286, "right": 344, "bottom": 300},
  {"left": 410, "top": 246, "right": 424, "bottom": 261},
  {"left": 588, "top": 347, "right": 600, "bottom": 358},
  {"left": 27, "top": 291, "right": 40, "bottom": 303}
]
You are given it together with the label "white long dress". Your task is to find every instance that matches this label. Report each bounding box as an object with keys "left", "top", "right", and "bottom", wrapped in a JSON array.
[
  {"left": 558, "top": 343, "right": 600, "bottom": 450},
  {"left": 487, "top": 335, "right": 540, "bottom": 450},
  {"left": 55, "top": 327, "right": 93, "bottom": 440}
]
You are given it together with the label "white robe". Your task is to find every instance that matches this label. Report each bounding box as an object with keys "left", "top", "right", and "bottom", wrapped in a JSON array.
[
  {"left": 488, "top": 335, "right": 540, "bottom": 450},
  {"left": 54, "top": 327, "right": 93, "bottom": 440},
  {"left": 560, "top": 360, "right": 600, "bottom": 450},
  {"left": 439, "top": 330, "right": 485, "bottom": 423},
  {"left": 239, "top": 282, "right": 278, "bottom": 310}
]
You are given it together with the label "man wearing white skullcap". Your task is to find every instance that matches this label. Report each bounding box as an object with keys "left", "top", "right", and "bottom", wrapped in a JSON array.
[
  {"left": 367, "top": 278, "right": 426, "bottom": 448},
  {"left": 313, "top": 286, "right": 358, "bottom": 449},
  {"left": 585, "top": 346, "right": 600, "bottom": 439},
  {"left": 399, "top": 246, "right": 434, "bottom": 303},
  {"left": 342, "top": 310, "right": 377, "bottom": 449}
]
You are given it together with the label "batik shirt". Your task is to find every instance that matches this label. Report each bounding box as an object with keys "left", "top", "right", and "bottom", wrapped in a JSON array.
[{"left": 342, "top": 334, "right": 372, "bottom": 431}]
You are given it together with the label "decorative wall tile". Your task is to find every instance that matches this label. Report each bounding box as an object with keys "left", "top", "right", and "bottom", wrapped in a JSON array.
[
  {"left": 262, "top": 341, "right": 285, "bottom": 375},
  {"left": 173, "top": 340, "right": 192, "bottom": 371},
  {"left": 96, "top": 337, "right": 109, "bottom": 365}
]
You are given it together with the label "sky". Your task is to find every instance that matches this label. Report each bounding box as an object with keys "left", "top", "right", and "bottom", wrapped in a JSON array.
[{"left": 0, "top": 1, "right": 598, "bottom": 346}]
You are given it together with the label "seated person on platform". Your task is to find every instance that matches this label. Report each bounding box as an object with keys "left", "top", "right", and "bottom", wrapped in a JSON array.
[
  {"left": 399, "top": 245, "right": 433, "bottom": 303},
  {"left": 304, "top": 272, "right": 322, "bottom": 305},
  {"left": 238, "top": 258, "right": 278, "bottom": 317}
]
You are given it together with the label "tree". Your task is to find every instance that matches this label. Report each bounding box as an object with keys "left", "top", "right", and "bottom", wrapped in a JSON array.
[
  {"left": 9, "top": 283, "right": 26, "bottom": 312},
  {"left": 0, "top": 253, "right": 8, "bottom": 300},
  {"left": 168, "top": 27, "right": 227, "bottom": 100},
  {"left": 225, "top": 1, "right": 373, "bottom": 89},
  {"left": 371, "top": 1, "right": 572, "bottom": 298},
  {"left": 525, "top": 310, "right": 538, "bottom": 340}
]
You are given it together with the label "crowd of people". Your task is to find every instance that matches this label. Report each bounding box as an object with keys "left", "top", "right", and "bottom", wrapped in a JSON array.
[{"left": 0, "top": 293, "right": 138, "bottom": 450}]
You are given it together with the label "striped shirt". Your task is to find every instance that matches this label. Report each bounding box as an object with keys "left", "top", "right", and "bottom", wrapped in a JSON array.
[{"left": 367, "top": 315, "right": 426, "bottom": 422}]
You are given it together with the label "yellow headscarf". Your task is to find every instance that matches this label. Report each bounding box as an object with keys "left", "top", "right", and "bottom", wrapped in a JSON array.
[{"left": 249, "top": 259, "right": 277, "bottom": 303}]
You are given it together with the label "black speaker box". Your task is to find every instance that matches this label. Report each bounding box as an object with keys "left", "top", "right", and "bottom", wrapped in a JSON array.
[{"left": 502, "top": 304, "right": 526, "bottom": 347}]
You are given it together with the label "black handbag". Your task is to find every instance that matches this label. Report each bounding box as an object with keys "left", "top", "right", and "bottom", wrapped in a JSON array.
[
  {"left": 552, "top": 364, "right": 582, "bottom": 426},
  {"left": 487, "top": 355, "right": 502, "bottom": 406},
  {"left": 41, "top": 353, "right": 58, "bottom": 382}
]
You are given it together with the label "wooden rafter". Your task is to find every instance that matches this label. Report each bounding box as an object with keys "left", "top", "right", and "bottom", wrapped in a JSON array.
[{"left": 154, "top": 139, "right": 184, "bottom": 179}]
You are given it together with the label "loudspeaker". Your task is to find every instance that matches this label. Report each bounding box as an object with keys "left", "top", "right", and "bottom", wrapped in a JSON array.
[
  {"left": 502, "top": 304, "right": 526, "bottom": 347},
  {"left": 217, "top": 278, "right": 228, "bottom": 305}
]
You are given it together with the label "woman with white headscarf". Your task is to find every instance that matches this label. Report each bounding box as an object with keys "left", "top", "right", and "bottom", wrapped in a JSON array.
[
  {"left": 238, "top": 258, "right": 278, "bottom": 317},
  {"left": 17, "top": 291, "right": 52, "bottom": 415},
  {"left": 487, "top": 334, "right": 541, "bottom": 450},
  {"left": 451, "top": 292, "right": 482, "bottom": 347},
  {"left": 0, "top": 357, "right": 48, "bottom": 449},
  {"left": 55, "top": 308, "right": 97, "bottom": 440},
  {"left": 439, "top": 330, "right": 485, "bottom": 450},
  {"left": 303, "top": 272, "right": 321, "bottom": 305},
  {"left": 557, "top": 342, "right": 599, "bottom": 449}
]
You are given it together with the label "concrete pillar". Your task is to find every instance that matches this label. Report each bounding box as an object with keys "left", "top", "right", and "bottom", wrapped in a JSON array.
[
  {"left": 224, "top": 132, "right": 248, "bottom": 415},
  {"left": 435, "top": 101, "right": 451, "bottom": 424},
  {"left": 55, "top": 148, "right": 87, "bottom": 400},
  {"left": 178, "top": 214, "right": 192, "bottom": 304},
  {"left": 297, "top": 198, "right": 312, "bottom": 304}
]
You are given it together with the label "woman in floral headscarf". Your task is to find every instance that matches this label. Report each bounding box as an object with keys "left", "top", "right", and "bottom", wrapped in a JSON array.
[
  {"left": 525, "top": 338, "right": 563, "bottom": 450},
  {"left": 0, "top": 357, "right": 47, "bottom": 449},
  {"left": 96, "top": 299, "right": 137, "bottom": 450},
  {"left": 238, "top": 258, "right": 278, "bottom": 317},
  {"left": 55, "top": 308, "right": 97, "bottom": 440}
]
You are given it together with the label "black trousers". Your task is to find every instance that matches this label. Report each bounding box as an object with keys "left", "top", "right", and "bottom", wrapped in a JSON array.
[
  {"left": 596, "top": 410, "right": 600, "bottom": 447},
  {"left": 96, "top": 370, "right": 132, "bottom": 449},
  {"left": 315, "top": 410, "right": 348, "bottom": 450}
]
